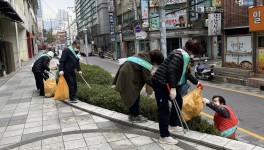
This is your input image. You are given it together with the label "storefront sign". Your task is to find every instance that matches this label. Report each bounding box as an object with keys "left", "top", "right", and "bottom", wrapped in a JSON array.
[
  {"left": 258, "top": 48, "right": 264, "bottom": 72},
  {"left": 249, "top": 6, "right": 264, "bottom": 31},
  {"left": 122, "top": 29, "right": 134, "bottom": 36},
  {"left": 108, "top": 0, "right": 115, "bottom": 12},
  {"left": 141, "top": 0, "right": 149, "bottom": 27},
  {"left": 135, "top": 31, "right": 147, "bottom": 40},
  {"left": 189, "top": 0, "right": 198, "bottom": 21},
  {"left": 149, "top": 0, "right": 187, "bottom": 7},
  {"left": 150, "top": 10, "right": 187, "bottom": 30},
  {"left": 109, "top": 12, "right": 115, "bottom": 35},
  {"left": 212, "top": 0, "right": 221, "bottom": 7},
  {"left": 208, "top": 13, "right": 221, "bottom": 36},
  {"left": 225, "top": 36, "right": 253, "bottom": 69},
  {"left": 242, "top": 0, "right": 254, "bottom": 6}
]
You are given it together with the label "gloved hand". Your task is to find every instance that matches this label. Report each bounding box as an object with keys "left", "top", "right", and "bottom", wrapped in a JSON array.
[
  {"left": 197, "top": 82, "right": 203, "bottom": 90},
  {"left": 44, "top": 70, "right": 49, "bottom": 74},
  {"left": 78, "top": 71, "right": 82, "bottom": 75},
  {"left": 169, "top": 88, "right": 177, "bottom": 100},
  {"left": 59, "top": 71, "right": 64, "bottom": 76},
  {"left": 202, "top": 98, "right": 210, "bottom": 104}
]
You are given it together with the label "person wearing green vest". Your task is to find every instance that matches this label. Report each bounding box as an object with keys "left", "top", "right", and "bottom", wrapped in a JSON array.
[
  {"left": 113, "top": 50, "right": 164, "bottom": 123},
  {"left": 32, "top": 51, "right": 54, "bottom": 96},
  {"left": 152, "top": 39, "right": 204, "bottom": 145},
  {"left": 59, "top": 40, "right": 82, "bottom": 103}
]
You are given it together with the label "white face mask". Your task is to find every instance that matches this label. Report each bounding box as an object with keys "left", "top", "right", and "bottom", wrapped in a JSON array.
[
  {"left": 190, "top": 54, "right": 194, "bottom": 58},
  {"left": 214, "top": 101, "right": 220, "bottom": 106}
]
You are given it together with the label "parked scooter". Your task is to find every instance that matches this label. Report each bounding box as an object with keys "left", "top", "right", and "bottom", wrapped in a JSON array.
[{"left": 194, "top": 60, "right": 215, "bottom": 81}]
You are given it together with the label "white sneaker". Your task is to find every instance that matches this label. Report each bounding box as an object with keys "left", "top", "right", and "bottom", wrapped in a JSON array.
[
  {"left": 159, "top": 136, "right": 178, "bottom": 145},
  {"left": 169, "top": 126, "right": 184, "bottom": 132}
]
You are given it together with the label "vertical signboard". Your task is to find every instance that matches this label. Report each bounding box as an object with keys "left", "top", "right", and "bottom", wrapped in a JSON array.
[
  {"left": 208, "top": 13, "right": 221, "bottom": 36},
  {"left": 258, "top": 48, "right": 264, "bottom": 72},
  {"left": 189, "top": 0, "right": 198, "bottom": 21},
  {"left": 108, "top": 0, "right": 115, "bottom": 41},
  {"left": 141, "top": 0, "right": 149, "bottom": 27},
  {"left": 249, "top": 6, "right": 264, "bottom": 31}
]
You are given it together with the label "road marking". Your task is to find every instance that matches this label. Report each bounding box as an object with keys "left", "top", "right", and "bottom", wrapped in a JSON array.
[
  {"left": 203, "top": 83, "right": 264, "bottom": 99},
  {"left": 200, "top": 112, "right": 264, "bottom": 141}
]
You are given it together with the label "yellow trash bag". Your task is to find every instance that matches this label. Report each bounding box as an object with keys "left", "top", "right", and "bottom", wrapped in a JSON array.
[
  {"left": 54, "top": 76, "right": 69, "bottom": 100},
  {"left": 44, "top": 78, "right": 57, "bottom": 97},
  {"left": 182, "top": 88, "right": 203, "bottom": 121}
]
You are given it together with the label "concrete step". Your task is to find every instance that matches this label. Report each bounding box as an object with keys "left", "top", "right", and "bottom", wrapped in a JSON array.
[
  {"left": 214, "top": 75, "right": 247, "bottom": 86},
  {"left": 247, "top": 78, "right": 264, "bottom": 88},
  {"left": 214, "top": 67, "right": 254, "bottom": 79}
]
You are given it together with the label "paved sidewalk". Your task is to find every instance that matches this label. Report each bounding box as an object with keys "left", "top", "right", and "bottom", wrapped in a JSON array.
[{"left": 0, "top": 60, "right": 217, "bottom": 149}]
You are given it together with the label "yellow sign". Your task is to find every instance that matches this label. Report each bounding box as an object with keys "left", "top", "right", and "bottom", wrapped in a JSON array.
[
  {"left": 249, "top": 6, "right": 264, "bottom": 31},
  {"left": 258, "top": 48, "right": 264, "bottom": 73},
  {"left": 212, "top": 0, "right": 221, "bottom": 7}
]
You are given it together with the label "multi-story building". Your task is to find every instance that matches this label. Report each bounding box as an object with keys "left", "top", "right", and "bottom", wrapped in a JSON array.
[
  {"left": 0, "top": 0, "right": 39, "bottom": 77},
  {"left": 75, "top": 0, "right": 110, "bottom": 54},
  {"left": 37, "top": 0, "right": 44, "bottom": 42}
]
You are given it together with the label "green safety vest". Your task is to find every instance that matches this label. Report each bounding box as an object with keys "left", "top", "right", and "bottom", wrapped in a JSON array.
[
  {"left": 68, "top": 46, "right": 78, "bottom": 59},
  {"left": 127, "top": 56, "right": 152, "bottom": 71},
  {"left": 177, "top": 49, "right": 190, "bottom": 85},
  {"left": 35, "top": 54, "right": 49, "bottom": 61}
]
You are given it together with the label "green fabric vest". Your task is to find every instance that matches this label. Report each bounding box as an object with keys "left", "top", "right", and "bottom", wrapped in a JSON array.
[
  {"left": 127, "top": 56, "right": 152, "bottom": 71},
  {"left": 68, "top": 46, "right": 78, "bottom": 59},
  {"left": 178, "top": 49, "right": 190, "bottom": 85},
  {"left": 36, "top": 54, "right": 49, "bottom": 61}
]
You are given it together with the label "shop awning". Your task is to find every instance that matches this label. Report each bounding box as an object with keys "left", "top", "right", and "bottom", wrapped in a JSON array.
[{"left": 0, "top": 0, "right": 23, "bottom": 23}]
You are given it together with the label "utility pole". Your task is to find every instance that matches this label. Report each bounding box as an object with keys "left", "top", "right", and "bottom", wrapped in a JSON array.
[
  {"left": 159, "top": 0, "right": 168, "bottom": 58},
  {"left": 252, "top": 0, "right": 257, "bottom": 72},
  {"left": 133, "top": 0, "right": 140, "bottom": 54}
]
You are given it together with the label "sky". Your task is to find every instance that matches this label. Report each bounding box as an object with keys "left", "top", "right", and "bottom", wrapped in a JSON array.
[{"left": 42, "top": 0, "right": 75, "bottom": 20}]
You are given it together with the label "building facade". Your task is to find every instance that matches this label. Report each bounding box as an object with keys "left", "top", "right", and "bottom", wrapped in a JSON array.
[
  {"left": 75, "top": 0, "right": 110, "bottom": 54},
  {"left": 0, "top": 0, "right": 39, "bottom": 77}
]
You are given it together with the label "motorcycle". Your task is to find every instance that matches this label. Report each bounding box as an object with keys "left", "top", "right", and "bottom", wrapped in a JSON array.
[{"left": 194, "top": 60, "right": 215, "bottom": 81}]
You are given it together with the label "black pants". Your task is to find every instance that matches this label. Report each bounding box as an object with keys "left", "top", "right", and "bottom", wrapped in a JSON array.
[
  {"left": 64, "top": 72, "right": 77, "bottom": 100},
  {"left": 152, "top": 81, "right": 183, "bottom": 137},
  {"left": 33, "top": 72, "right": 44, "bottom": 96},
  {"left": 129, "top": 96, "right": 140, "bottom": 117}
]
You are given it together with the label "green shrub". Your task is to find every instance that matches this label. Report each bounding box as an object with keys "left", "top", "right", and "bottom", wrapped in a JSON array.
[
  {"left": 76, "top": 82, "right": 220, "bottom": 136},
  {"left": 76, "top": 63, "right": 113, "bottom": 85}
]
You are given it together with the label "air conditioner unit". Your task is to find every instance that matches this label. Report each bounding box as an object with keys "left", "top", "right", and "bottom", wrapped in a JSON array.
[
  {"left": 204, "top": 19, "right": 208, "bottom": 27},
  {"left": 198, "top": 7, "right": 205, "bottom": 13},
  {"left": 117, "top": 0, "right": 121, "bottom": 5}
]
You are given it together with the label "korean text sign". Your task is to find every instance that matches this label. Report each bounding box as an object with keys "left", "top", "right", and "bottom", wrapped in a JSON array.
[{"left": 249, "top": 6, "right": 264, "bottom": 31}]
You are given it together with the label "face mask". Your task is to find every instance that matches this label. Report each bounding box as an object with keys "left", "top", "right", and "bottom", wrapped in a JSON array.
[
  {"left": 214, "top": 101, "right": 220, "bottom": 106},
  {"left": 190, "top": 54, "right": 194, "bottom": 58}
]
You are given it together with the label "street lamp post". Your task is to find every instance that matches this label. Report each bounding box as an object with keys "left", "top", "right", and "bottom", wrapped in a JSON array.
[
  {"left": 83, "top": 28, "right": 89, "bottom": 63},
  {"left": 159, "top": 0, "right": 168, "bottom": 58}
]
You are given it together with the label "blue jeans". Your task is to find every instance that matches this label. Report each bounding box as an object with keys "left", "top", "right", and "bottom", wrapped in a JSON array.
[
  {"left": 152, "top": 81, "right": 183, "bottom": 137},
  {"left": 129, "top": 96, "right": 140, "bottom": 117}
]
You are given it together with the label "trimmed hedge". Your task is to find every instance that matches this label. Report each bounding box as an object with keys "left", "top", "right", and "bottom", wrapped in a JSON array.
[{"left": 76, "top": 63, "right": 220, "bottom": 136}]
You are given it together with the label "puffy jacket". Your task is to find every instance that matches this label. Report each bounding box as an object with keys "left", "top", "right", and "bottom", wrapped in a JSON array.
[
  {"left": 152, "top": 49, "right": 198, "bottom": 88},
  {"left": 32, "top": 55, "right": 50, "bottom": 73},
  {"left": 59, "top": 48, "right": 81, "bottom": 73}
]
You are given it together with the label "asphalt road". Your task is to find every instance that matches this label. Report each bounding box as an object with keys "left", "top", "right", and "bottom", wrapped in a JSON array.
[{"left": 85, "top": 56, "right": 264, "bottom": 147}]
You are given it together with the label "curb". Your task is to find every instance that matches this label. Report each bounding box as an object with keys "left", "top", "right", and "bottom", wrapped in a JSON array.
[{"left": 62, "top": 100, "right": 260, "bottom": 150}]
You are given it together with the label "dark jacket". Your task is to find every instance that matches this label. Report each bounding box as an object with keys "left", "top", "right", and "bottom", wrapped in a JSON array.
[
  {"left": 152, "top": 49, "right": 198, "bottom": 88},
  {"left": 113, "top": 51, "right": 152, "bottom": 108},
  {"left": 59, "top": 48, "right": 81, "bottom": 73},
  {"left": 32, "top": 55, "right": 50, "bottom": 73}
]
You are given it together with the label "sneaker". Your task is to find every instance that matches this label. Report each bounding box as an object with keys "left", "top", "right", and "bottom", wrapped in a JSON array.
[
  {"left": 128, "top": 115, "right": 148, "bottom": 123},
  {"left": 70, "top": 99, "right": 78, "bottom": 103},
  {"left": 169, "top": 126, "right": 184, "bottom": 132},
  {"left": 159, "top": 136, "right": 178, "bottom": 145}
]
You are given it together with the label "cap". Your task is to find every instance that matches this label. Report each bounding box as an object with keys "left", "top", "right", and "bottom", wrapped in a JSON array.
[{"left": 47, "top": 51, "right": 54, "bottom": 58}]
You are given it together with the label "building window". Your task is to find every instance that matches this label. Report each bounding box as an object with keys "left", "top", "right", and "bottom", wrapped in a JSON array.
[
  {"left": 258, "top": 36, "right": 264, "bottom": 47},
  {"left": 117, "top": 15, "right": 122, "bottom": 25}
]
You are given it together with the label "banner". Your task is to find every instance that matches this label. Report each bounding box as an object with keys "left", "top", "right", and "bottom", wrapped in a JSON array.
[
  {"left": 208, "top": 13, "right": 221, "bottom": 36},
  {"left": 141, "top": 0, "right": 149, "bottom": 27},
  {"left": 150, "top": 10, "right": 187, "bottom": 30}
]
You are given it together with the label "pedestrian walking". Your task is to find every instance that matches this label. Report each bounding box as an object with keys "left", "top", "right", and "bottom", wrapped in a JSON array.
[
  {"left": 59, "top": 40, "right": 82, "bottom": 103},
  {"left": 113, "top": 50, "right": 164, "bottom": 123},
  {"left": 32, "top": 51, "right": 54, "bottom": 96},
  {"left": 151, "top": 39, "right": 204, "bottom": 144},
  {"left": 203, "top": 96, "right": 239, "bottom": 138}
]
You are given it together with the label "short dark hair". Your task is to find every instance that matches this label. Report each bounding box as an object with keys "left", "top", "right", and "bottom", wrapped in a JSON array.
[
  {"left": 212, "top": 95, "right": 226, "bottom": 105},
  {"left": 149, "top": 49, "right": 164, "bottom": 65},
  {"left": 185, "top": 39, "right": 204, "bottom": 55},
  {"left": 72, "top": 40, "right": 80, "bottom": 46}
]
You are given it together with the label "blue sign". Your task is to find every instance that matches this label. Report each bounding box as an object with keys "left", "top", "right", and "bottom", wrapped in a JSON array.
[
  {"left": 242, "top": 0, "right": 254, "bottom": 6},
  {"left": 189, "top": 0, "right": 198, "bottom": 21},
  {"left": 136, "top": 26, "right": 141, "bottom": 33}
]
